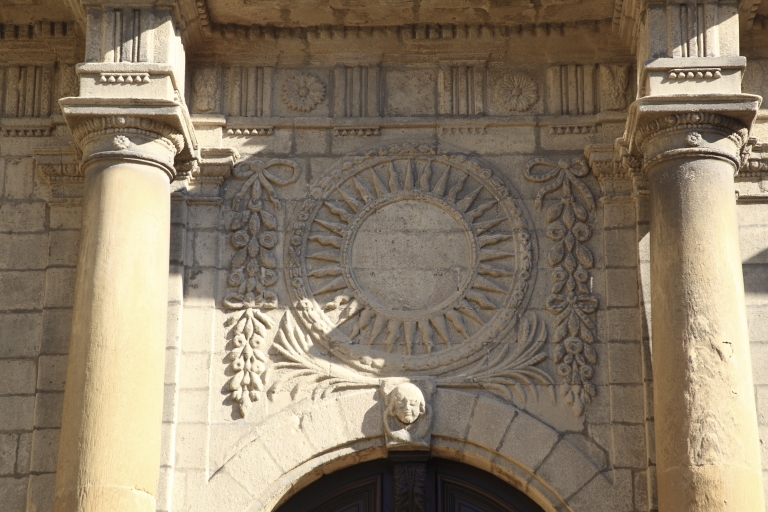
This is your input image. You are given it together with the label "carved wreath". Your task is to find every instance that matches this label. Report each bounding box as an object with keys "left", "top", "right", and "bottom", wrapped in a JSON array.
[{"left": 262, "top": 145, "right": 553, "bottom": 410}]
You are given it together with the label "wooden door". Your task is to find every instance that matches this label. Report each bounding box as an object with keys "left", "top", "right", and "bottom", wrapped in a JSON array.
[{"left": 276, "top": 456, "right": 544, "bottom": 512}]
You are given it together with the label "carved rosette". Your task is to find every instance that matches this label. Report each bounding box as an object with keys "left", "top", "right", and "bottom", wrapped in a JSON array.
[
  {"left": 285, "top": 144, "right": 534, "bottom": 374},
  {"left": 68, "top": 116, "right": 184, "bottom": 180},
  {"left": 494, "top": 73, "right": 538, "bottom": 112},
  {"left": 524, "top": 158, "right": 598, "bottom": 417},
  {"left": 281, "top": 73, "right": 326, "bottom": 112}
]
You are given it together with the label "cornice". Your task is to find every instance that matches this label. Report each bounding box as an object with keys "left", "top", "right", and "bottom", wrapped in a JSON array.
[
  {"left": 0, "top": 21, "right": 82, "bottom": 62},
  {"left": 0, "top": 21, "right": 76, "bottom": 42},
  {"left": 181, "top": 12, "right": 627, "bottom": 59}
]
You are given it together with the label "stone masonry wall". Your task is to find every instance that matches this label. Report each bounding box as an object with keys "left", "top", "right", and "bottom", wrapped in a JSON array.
[
  {"left": 0, "top": 152, "right": 79, "bottom": 512},
  {"left": 3, "top": 28, "right": 768, "bottom": 512}
]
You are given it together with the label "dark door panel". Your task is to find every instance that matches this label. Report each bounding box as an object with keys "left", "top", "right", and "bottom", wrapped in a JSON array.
[{"left": 276, "top": 457, "right": 544, "bottom": 512}]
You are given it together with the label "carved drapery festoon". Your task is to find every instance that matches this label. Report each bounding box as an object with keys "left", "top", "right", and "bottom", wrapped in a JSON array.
[
  {"left": 523, "top": 159, "right": 598, "bottom": 417},
  {"left": 224, "top": 144, "right": 557, "bottom": 420}
]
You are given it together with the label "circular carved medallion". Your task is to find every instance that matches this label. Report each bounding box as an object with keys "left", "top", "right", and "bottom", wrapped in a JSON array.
[{"left": 285, "top": 144, "right": 535, "bottom": 375}]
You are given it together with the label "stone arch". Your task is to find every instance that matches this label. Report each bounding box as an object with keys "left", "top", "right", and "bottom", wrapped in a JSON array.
[{"left": 195, "top": 389, "right": 605, "bottom": 512}]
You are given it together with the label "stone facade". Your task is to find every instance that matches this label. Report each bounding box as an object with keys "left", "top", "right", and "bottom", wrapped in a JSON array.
[{"left": 1, "top": 1, "right": 768, "bottom": 511}]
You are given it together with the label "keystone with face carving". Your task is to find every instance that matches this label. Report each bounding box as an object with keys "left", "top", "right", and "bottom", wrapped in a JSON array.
[{"left": 382, "top": 382, "right": 433, "bottom": 450}]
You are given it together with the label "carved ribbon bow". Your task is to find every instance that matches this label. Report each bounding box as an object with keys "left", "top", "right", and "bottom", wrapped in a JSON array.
[{"left": 231, "top": 158, "right": 301, "bottom": 211}]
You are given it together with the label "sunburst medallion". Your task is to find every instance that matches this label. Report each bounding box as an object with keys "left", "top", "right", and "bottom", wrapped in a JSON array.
[{"left": 285, "top": 144, "right": 536, "bottom": 375}]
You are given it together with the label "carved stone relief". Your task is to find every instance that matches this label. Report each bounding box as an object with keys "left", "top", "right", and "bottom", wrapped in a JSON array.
[
  {"left": 438, "top": 64, "right": 485, "bottom": 116},
  {"left": 220, "top": 145, "right": 603, "bottom": 425},
  {"left": 0, "top": 65, "right": 55, "bottom": 118},
  {"left": 223, "top": 158, "right": 302, "bottom": 417},
  {"left": 281, "top": 73, "right": 327, "bottom": 112},
  {"left": 599, "top": 64, "right": 630, "bottom": 111},
  {"left": 333, "top": 64, "right": 380, "bottom": 117},
  {"left": 224, "top": 65, "right": 274, "bottom": 117},
  {"left": 191, "top": 67, "right": 219, "bottom": 113},
  {"left": 394, "top": 462, "right": 427, "bottom": 512},
  {"left": 493, "top": 72, "right": 538, "bottom": 112},
  {"left": 523, "top": 158, "right": 598, "bottom": 416},
  {"left": 381, "top": 381, "right": 434, "bottom": 450},
  {"left": 285, "top": 144, "right": 533, "bottom": 372},
  {"left": 545, "top": 63, "right": 631, "bottom": 115}
]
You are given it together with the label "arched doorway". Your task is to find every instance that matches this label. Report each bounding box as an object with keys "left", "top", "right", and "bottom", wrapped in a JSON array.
[{"left": 276, "top": 454, "right": 546, "bottom": 512}]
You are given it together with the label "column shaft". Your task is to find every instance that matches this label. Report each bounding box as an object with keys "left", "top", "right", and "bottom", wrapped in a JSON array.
[
  {"left": 54, "top": 157, "right": 171, "bottom": 512},
  {"left": 648, "top": 152, "right": 764, "bottom": 511}
]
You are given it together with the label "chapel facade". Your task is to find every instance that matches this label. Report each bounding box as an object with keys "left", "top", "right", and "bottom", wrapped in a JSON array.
[{"left": 1, "top": 0, "right": 768, "bottom": 511}]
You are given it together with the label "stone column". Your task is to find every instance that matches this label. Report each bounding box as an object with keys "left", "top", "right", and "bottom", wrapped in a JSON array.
[
  {"left": 52, "top": 4, "right": 195, "bottom": 511},
  {"left": 53, "top": 117, "right": 183, "bottom": 512},
  {"left": 620, "top": 0, "right": 766, "bottom": 507},
  {"left": 632, "top": 106, "right": 764, "bottom": 511}
]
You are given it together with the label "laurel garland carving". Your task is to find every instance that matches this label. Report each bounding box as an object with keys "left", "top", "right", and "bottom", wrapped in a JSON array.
[
  {"left": 267, "top": 309, "right": 378, "bottom": 401},
  {"left": 524, "top": 158, "right": 598, "bottom": 417},
  {"left": 224, "top": 158, "right": 302, "bottom": 417},
  {"left": 266, "top": 307, "right": 551, "bottom": 410},
  {"left": 438, "top": 312, "right": 553, "bottom": 403}
]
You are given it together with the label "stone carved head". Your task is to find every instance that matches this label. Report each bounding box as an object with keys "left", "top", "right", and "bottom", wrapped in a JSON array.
[
  {"left": 381, "top": 381, "right": 433, "bottom": 450},
  {"left": 389, "top": 383, "right": 426, "bottom": 424}
]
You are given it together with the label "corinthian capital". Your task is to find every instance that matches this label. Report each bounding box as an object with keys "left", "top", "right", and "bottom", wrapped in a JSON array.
[
  {"left": 622, "top": 94, "right": 760, "bottom": 175},
  {"left": 68, "top": 115, "right": 184, "bottom": 180}
]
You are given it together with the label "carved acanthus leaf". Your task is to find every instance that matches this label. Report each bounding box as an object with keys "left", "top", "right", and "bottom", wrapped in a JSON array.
[
  {"left": 437, "top": 312, "right": 553, "bottom": 403},
  {"left": 267, "top": 311, "right": 378, "bottom": 401}
]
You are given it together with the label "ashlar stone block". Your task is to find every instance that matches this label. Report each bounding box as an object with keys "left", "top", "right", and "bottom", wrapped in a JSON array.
[{"left": 0, "top": 360, "right": 36, "bottom": 395}]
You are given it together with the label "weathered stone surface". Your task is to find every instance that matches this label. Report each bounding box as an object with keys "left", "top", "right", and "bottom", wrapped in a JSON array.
[
  {"left": 0, "top": 360, "right": 36, "bottom": 395},
  {"left": 0, "top": 396, "right": 35, "bottom": 430},
  {"left": 1, "top": 1, "right": 768, "bottom": 511}
]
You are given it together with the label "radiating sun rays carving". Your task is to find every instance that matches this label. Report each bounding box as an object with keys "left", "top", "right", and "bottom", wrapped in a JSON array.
[{"left": 285, "top": 144, "right": 536, "bottom": 375}]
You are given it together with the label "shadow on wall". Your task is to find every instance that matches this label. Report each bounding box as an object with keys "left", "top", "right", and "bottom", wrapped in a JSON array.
[{"left": 743, "top": 249, "right": 768, "bottom": 300}]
